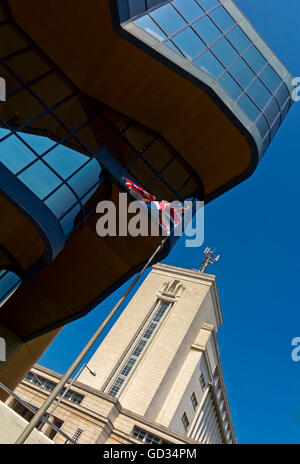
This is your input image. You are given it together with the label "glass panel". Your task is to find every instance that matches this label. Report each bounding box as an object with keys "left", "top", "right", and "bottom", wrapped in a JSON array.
[
  {"left": 270, "top": 114, "right": 281, "bottom": 139},
  {"left": 255, "top": 113, "right": 269, "bottom": 139},
  {"left": 194, "top": 49, "right": 224, "bottom": 77},
  {"left": 60, "top": 204, "right": 81, "bottom": 234},
  {"left": 129, "top": 157, "right": 156, "bottom": 187},
  {"left": 150, "top": 3, "right": 187, "bottom": 36},
  {"left": 148, "top": 177, "right": 174, "bottom": 201},
  {"left": 0, "top": 24, "right": 29, "bottom": 58},
  {"left": 211, "top": 37, "right": 239, "bottom": 68},
  {"left": 68, "top": 160, "right": 101, "bottom": 198},
  {"left": 43, "top": 145, "right": 87, "bottom": 178},
  {"left": 259, "top": 64, "right": 282, "bottom": 92},
  {"left": 164, "top": 40, "right": 184, "bottom": 56},
  {"left": 209, "top": 6, "right": 235, "bottom": 32},
  {"left": 30, "top": 72, "right": 72, "bottom": 108},
  {"left": 0, "top": 270, "right": 21, "bottom": 306},
  {"left": 192, "top": 15, "right": 221, "bottom": 46},
  {"left": 0, "top": 131, "right": 37, "bottom": 174},
  {"left": 281, "top": 98, "right": 290, "bottom": 120},
  {"left": 142, "top": 139, "right": 173, "bottom": 172},
  {"left": 229, "top": 58, "right": 255, "bottom": 89},
  {"left": 5, "top": 50, "right": 52, "bottom": 84},
  {"left": 123, "top": 125, "right": 155, "bottom": 152},
  {"left": 172, "top": 0, "right": 204, "bottom": 22},
  {"left": 242, "top": 45, "right": 266, "bottom": 73},
  {"left": 172, "top": 27, "right": 206, "bottom": 59},
  {"left": 18, "top": 160, "right": 62, "bottom": 199},
  {"left": 134, "top": 14, "right": 167, "bottom": 41},
  {"left": 237, "top": 93, "right": 260, "bottom": 121},
  {"left": 262, "top": 132, "right": 271, "bottom": 152},
  {"left": 263, "top": 97, "right": 280, "bottom": 125},
  {"left": 198, "top": 0, "right": 220, "bottom": 12},
  {"left": 162, "top": 159, "right": 190, "bottom": 191},
  {"left": 226, "top": 26, "right": 251, "bottom": 54},
  {"left": 247, "top": 79, "right": 272, "bottom": 110},
  {"left": 274, "top": 83, "right": 289, "bottom": 108},
  {"left": 45, "top": 184, "right": 77, "bottom": 220},
  {"left": 218, "top": 73, "right": 243, "bottom": 100}
]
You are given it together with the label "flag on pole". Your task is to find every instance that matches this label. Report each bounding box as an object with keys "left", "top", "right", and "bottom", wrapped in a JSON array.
[{"left": 123, "top": 177, "right": 188, "bottom": 235}]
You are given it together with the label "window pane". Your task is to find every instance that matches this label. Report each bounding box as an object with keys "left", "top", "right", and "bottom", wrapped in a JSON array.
[
  {"left": 263, "top": 97, "right": 280, "bottom": 125},
  {"left": 45, "top": 184, "right": 77, "bottom": 220},
  {"left": 164, "top": 39, "right": 184, "bottom": 55},
  {"left": 198, "top": 0, "right": 220, "bottom": 12},
  {"left": 194, "top": 49, "right": 224, "bottom": 77},
  {"left": 172, "top": 27, "right": 206, "bottom": 59},
  {"left": 259, "top": 64, "right": 282, "bottom": 92},
  {"left": 255, "top": 113, "right": 269, "bottom": 139},
  {"left": 134, "top": 14, "right": 166, "bottom": 41},
  {"left": 172, "top": 0, "right": 204, "bottom": 22},
  {"left": 247, "top": 78, "right": 272, "bottom": 110},
  {"left": 242, "top": 45, "right": 266, "bottom": 73},
  {"left": 0, "top": 132, "right": 37, "bottom": 174},
  {"left": 193, "top": 15, "right": 221, "bottom": 46},
  {"left": 226, "top": 26, "right": 251, "bottom": 54},
  {"left": 218, "top": 73, "right": 243, "bottom": 100},
  {"left": 274, "top": 83, "right": 289, "bottom": 108},
  {"left": 18, "top": 160, "right": 62, "bottom": 199},
  {"left": 237, "top": 94, "right": 260, "bottom": 121},
  {"left": 209, "top": 6, "right": 235, "bottom": 32},
  {"left": 229, "top": 58, "right": 255, "bottom": 89},
  {"left": 270, "top": 114, "right": 281, "bottom": 139},
  {"left": 150, "top": 4, "right": 187, "bottom": 36},
  {"left": 211, "top": 37, "right": 239, "bottom": 68}
]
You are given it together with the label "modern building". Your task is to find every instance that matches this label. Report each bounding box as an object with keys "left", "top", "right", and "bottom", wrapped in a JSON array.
[
  {"left": 9, "top": 264, "right": 236, "bottom": 444},
  {"left": 0, "top": 1, "right": 294, "bottom": 392}
]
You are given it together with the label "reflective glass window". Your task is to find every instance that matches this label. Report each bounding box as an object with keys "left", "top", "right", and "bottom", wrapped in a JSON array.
[
  {"left": 259, "top": 64, "right": 282, "bottom": 92},
  {"left": 192, "top": 15, "right": 221, "bottom": 46},
  {"left": 150, "top": 3, "right": 187, "bottom": 36},
  {"left": 194, "top": 49, "right": 224, "bottom": 77},
  {"left": 164, "top": 39, "right": 184, "bottom": 55},
  {"left": 281, "top": 99, "right": 290, "bottom": 120},
  {"left": 242, "top": 45, "right": 266, "bottom": 73},
  {"left": 270, "top": 114, "right": 281, "bottom": 139},
  {"left": 237, "top": 93, "right": 260, "bottom": 121},
  {"left": 0, "top": 270, "right": 21, "bottom": 306},
  {"left": 255, "top": 113, "right": 269, "bottom": 139},
  {"left": 172, "top": 27, "right": 206, "bottom": 59},
  {"left": 218, "top": 73, "right": 243, "bottom": 100},
  {"left": 247, "top": 79, "right": 272, "bottom": 110},
  {"left": 229, "top": 58, "right": 255, "bottom": 89},
  {"left": 274, "top": 83, "right": 289, "bottom": 108},
  {"left": 209, "top": 6, "right": 235, "bottom": 32},
  {"left": 226, "top": 26, "right": 251, "bottom": 54},
  {"left": 211, "top": 37, "right": 239, "bottom": 68},
  {"left": 263, "top": 98, "right": 280, "bottom": 126},
  {"left": 197, "top": 0, "right": 220, "bottom": 12},
  {"left": 134, "top": 14, "right": 167, "bottom": 41},
  {"left": 171, "top": 0, "right": 204, "bottom": 22},
  {"left": 0, "top": 131, "right": 37, "bottom": 174},
  {"left": 18, "top": 160, "right": 62, "bottom": 199}
]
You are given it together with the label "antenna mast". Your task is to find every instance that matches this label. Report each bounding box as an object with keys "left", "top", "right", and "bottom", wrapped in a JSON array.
[{"left": 199, "top": 248, "right": 220, "bottom": 273}]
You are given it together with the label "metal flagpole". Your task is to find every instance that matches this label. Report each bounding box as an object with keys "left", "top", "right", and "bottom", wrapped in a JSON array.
[{"left": 15, "top": 238, "right": 166, "bottom": 444}]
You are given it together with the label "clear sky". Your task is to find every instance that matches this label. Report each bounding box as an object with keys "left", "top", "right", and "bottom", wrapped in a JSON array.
[{"left": 39, "top": 0, "right": 300, "bottom": 444}]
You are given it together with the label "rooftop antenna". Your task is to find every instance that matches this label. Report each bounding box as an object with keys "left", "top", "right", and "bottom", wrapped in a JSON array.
[{"left": 199, "top": 247, "right": 220, "bottom": 273}]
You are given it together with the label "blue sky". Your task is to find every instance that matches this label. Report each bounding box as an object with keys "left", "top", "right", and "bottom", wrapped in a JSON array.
[{"left": 39, "top": 0, "right": 300, "bottom": 444}]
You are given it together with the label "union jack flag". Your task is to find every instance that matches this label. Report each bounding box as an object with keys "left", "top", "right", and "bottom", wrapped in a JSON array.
[{"left": 123, "top": 177, "right": 188, "bottom": 235}]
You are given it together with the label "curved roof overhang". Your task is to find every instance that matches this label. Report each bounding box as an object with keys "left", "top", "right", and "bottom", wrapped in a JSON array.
[{"left": 5, "top": 0, "right": 265, "bottom": 202}]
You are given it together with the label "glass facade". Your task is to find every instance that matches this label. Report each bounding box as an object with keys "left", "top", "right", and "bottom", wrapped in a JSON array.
[
  {"left": 108, "top": 300, "right": 170, "bottom": 397},
  {"left": 131, "top": 0, "right": 292, "bottom": 153},
  {"left": 0, "top": 6, "right": 202, "bottom": 249},
  {"left": 0, "top": 269, "right": 21, "bottom": 307}
]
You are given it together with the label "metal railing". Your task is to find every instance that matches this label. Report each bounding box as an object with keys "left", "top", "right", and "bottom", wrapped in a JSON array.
[{"left": 0, "top": 381, "right": 77, "bottom": 444}]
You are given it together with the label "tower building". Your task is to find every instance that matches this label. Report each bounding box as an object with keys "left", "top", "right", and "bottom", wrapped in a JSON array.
[{"left": 10, "top": 263, "right": 236, "bottom": 444}]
